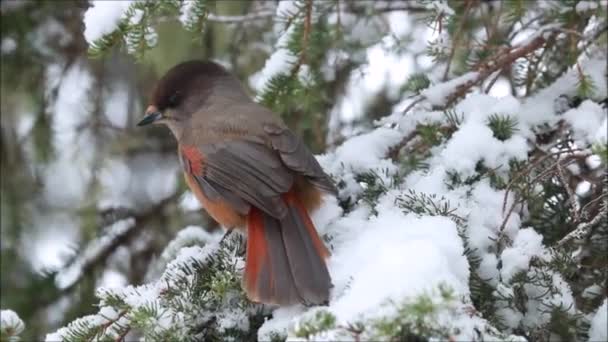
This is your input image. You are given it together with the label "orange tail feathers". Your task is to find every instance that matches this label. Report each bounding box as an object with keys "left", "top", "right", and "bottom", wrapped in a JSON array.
[{"left": 243, "top": 190, "right": 332, "bottom": 306}]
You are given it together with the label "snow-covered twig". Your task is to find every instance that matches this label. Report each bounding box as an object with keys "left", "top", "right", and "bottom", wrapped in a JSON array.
[
  {"left": 441, "top": 33, "right": 549, "bottom": 107},
  {"left": 400, "top": 96, "right": 424, "bottom": 114},
  {"left": 556, "top": 161, "right": 581, "bottom": 223},
  {"left": 557, "top": 177, "right": 608, "bottom": 247},
  {"left": 0, "top": 310, "right": 25, "bottom": 341},
  {"left": 55, "top": 192, "right": 181, "bottom": 292},
  {"left": 501, "top": 147, "right": 584, "bottom": 214},
  {"left": 557, "top": 199, "right": 607, "bottom": 247}
]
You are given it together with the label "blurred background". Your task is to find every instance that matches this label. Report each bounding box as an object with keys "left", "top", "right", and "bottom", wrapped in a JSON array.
[{"left": 1, "top": 0, "right": 438, "bottom": 338}]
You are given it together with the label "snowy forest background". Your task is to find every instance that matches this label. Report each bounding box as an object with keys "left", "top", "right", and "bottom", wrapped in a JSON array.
[{"left": 1, "top": 0, "right": 607, "bottom": 341}]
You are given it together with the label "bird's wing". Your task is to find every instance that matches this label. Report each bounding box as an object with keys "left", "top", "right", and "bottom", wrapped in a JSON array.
[
  {"left": 263, "top": 123, "right": 338, "bottom": 195},
  {"left": 180, "top": 140, "right": 294, "bottom": 219}
]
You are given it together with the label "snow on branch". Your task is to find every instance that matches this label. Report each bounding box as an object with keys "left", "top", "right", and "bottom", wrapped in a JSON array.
[
  {"left": 1, "top": 310, "right": 25, "bottom": 341},
  {"left": 423, "top": 33, "right": 550, "bottom": 108}
]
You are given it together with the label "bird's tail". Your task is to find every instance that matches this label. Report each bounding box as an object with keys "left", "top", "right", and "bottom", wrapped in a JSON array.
[{"left": 243, "top": 190, "right": 331, "bottom": 306}]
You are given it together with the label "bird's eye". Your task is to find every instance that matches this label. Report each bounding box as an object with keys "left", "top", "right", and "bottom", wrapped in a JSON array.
[{"left": 167, "top": 92, "right": 180, "bottom": 107}]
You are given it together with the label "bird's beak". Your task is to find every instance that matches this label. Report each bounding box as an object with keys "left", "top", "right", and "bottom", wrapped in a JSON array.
[{"left": 137, "top": 106, "right": 163, "bottom": 126}]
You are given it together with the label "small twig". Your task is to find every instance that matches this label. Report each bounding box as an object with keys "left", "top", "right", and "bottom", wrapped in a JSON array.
[
  {"left": 484, "top": 69, "right": 503, "bottom": 94},
  {"left": 501, "top": 147, "right": 583, "bottom": 214},
  {"left": 443, "top": 33, "right": 550, "bottom": 107},
  {"left": 401, "top": 96, "right": 424, "bottom": 115},
  {"left": 507, "top": 14, "right": 544, "bottom": 41},
  {"left": 302, "top": 0, "right": 313, "bottom": 63},
  {"left": 220, "top": 229, "right": 234, "bottom": 245},
  {"left": 498, "top": 158, "right": 577, "bottom": 236},
  {"left": 387, "top": 129, "right": 419, "bottom": 161},
  {"left": 556, "top": 162, "right": 581, "bottom": 223},
  {"left": 442, "top": 0, "right": 474, "bottom": 81},
  {"left": 288, "top": 0, "right": 313, "bottom": 75},
  {"left": 579, "top": 193, "right": 606, "bottom": 218},
  {"left": 557, "top": 201, "right": 607, "bottom": 247},
  {"left": 115, "top": 325, "right": 132, "bottom": 342},
  {"left": 93, "top": 310, "right": 128, "bottom": 342},
  {"left": 55, "top": 192, "right": 181, "bottom": 294}
]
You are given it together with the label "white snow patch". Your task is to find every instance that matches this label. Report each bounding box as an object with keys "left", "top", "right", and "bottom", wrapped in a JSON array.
[
  {"left": 329, "top": 213, "right": 469, "bottom": 322},
  {"left": 0, "top": 310, "right": 25, "bottom": 336},
  {"left": 83, "top": 1, "right": 132, "bottom": 44},
  {"left": 563, "top": 100, "right": 606, "bottom": 145},
  {"left": 588, "top": 299, "right": 607, "bottom": 342},
  {"left": 500, "top": 228, "right": 544, "bottom": 282},
  {"left": 422, "top": 72, "right": 478, "bottom": 106},
  {"left": 440, "top": 121, "right": 528, "bottom": 177},
  {"left": 576, "top": 1, "right": 599, "bottom": 13},
  {"left": 55, "top": 218, "right": 136, "bottom": 289},
  {"left": 1, "top": 37, "right": 17, "bottom": 54}
]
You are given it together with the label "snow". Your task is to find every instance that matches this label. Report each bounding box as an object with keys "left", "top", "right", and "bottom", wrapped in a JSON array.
[
  {"left": 439, "top": 121, "right": 528, "bottom": 177},
  {"left": 588, "top": 299, "right": 608, "bottom": 342},
  {"left": 325, "top": 127, "right": 402, "bottom": 174},
  {"left": 180, "top": 191, "right": 203, "bottom": 211},
  {"left": 179, "top": 0, "right": 197, "bottom": 26},
  {"left": 103, "top": 82, "right": 130, "bottom": 129},
  {"left": 422, "top": 72, "right": 478, "bottom": 106},
  {"left": 1, "top": 37, "right": 16, "bottom": 54},
  {"left": 26, "top": 213, "right": 79, "bottom": 273},
  {"left": 563, "top": 100, "right": 606, "bottom": 145},
  {"left": 55, "top": 218, "right": 136, "bottom": 289},
  {"left": 46, "top": 5, "right": 608, "bottom": 340},
  {"left": 83, "top": 1, "right": 132, "bottom": 44},
  {"left": 98, "top": 269, "right": 128, "bottom": 289},
  {"left": 595, "top": 117, "right": 607, "bottom": 145},
  {"left": 387, "top": 11, "right": 411, "bottom": 38},
  {"left": 45, "top": 62, "right": 95, "bottom": 207},
  {"left": 251, "top": 49, "right": 606, "bottom": 337},
  {"left": 586, "top": 155, "right": 602, "bottom": 170},
  {"left": 0, "top": 310, "right": 24, "bottom": 336},
  {"left": 500, "top": 228, "right": 544, "bottom": 283},
  {"left": 159, "top": 226, "right": 218, "bottom": 263},
  {"left": 518, "top": 55, "right": 607, "bottom": 136},
  {"left": 276, "top": 0, "right": 299, "bottom": 17},
  {"left": 327, "top": 213, "right": 469, "bottom": 322},
  {"left": 98, "top": 158, "right": 133, "bottom": 209},
  {"left": 249, "top": 25, "right": 298, "bottom": 93},
  {"left": 257, "top": 306, "right": 304, "bottom": 341},
  {"left": 576, "top": 181, "right": 592, "bottom": 197},
  {"left": 249, "top": 2, "right": 300, "bottom": 93},
  {"left": 425, "top": 0, "right": 455, "bottom": 16},
  {"left": 575, "top": 1, "right": 599, "bottom": 13},
  {"left": 216, "top": 308, "right": 250, "bottom": 335}
]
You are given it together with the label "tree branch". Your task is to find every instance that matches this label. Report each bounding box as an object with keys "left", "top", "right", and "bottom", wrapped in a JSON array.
[
  {"left": 557, "top": 199, "right": 606, "bottom": 247},
  {"left": 442, "top": 33, "right": 550, "bottom": 107},
  {"left": 55, "top": 192, "right": 181, "bottom": 293}
]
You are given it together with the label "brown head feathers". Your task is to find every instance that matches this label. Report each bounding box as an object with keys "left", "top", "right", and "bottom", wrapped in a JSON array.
[{"left": 150, "top": 60, "right": 232, "bottom": 112}]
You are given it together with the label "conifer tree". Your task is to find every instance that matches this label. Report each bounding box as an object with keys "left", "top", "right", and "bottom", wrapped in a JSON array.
[{"left": 1, "top": 1, "right": 606, "bottom": 341}]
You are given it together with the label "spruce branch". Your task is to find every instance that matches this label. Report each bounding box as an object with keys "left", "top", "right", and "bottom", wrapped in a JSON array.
[
  {"left": 55, "top": 192, "right": 181, "bottom": 293},
  {"left": 501, "top": 147, "right": 584, "bottom": 214},
  {"left": 498, "top": 151, "right": 587, "bottom": 244},
  {"left": 441, "top": 32, "right": 551, "bottom": 107},
  {"left": 557, "top": 184, "right": 607, "bottom": 247},
  {"left": 441, "top": 0, "right": 474, "bottom": 81}
]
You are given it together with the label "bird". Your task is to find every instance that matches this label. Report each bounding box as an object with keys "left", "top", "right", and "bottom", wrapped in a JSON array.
[{"left": 137, "top": 60, "right": 336, "bottom": 306}]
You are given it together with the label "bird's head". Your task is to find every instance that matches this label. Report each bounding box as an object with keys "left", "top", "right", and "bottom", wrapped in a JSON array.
[{"left": 137, "top": 60, "right": 236, "bottom": 133}]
